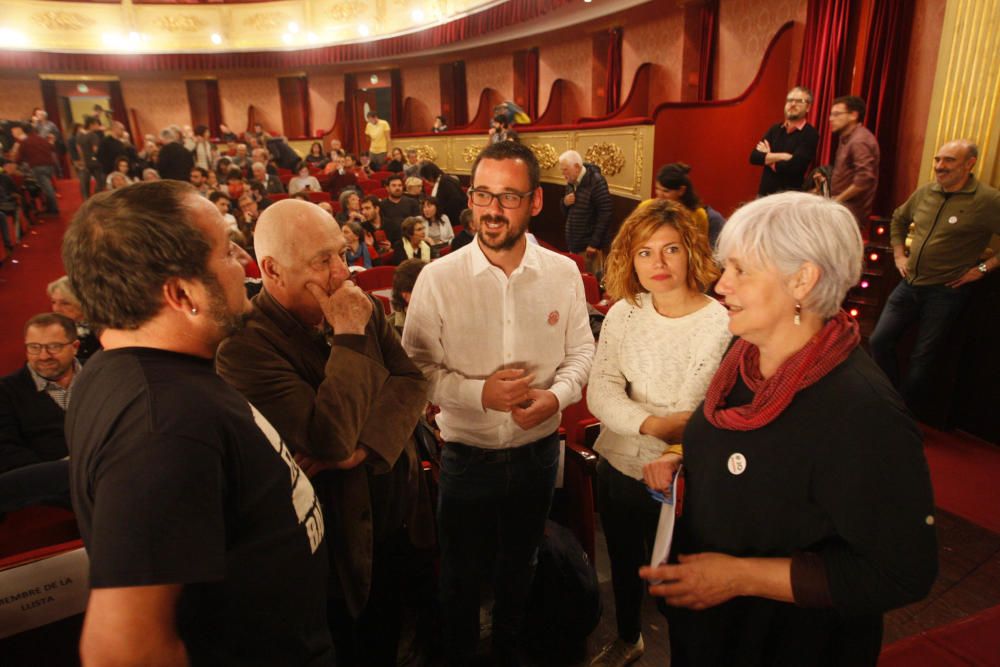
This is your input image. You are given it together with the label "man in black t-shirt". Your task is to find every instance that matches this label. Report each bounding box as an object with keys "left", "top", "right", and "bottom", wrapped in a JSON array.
[
  {"left": 62, "top": 180, "right": 333, "bottom": 666},
  {"left": 748, "top": 86, "right": 819, "bottom": 196},
  {"left": 378, "top": 174, "right": 419, "bottom": 242}
]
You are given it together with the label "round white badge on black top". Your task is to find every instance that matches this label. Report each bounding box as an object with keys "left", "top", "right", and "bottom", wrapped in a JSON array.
[
  {"left": 727, "top": 453, "right": 747, "bottom": 476},
  {"left": 948, "top": 216, "right": 958, "bottom": 224}
]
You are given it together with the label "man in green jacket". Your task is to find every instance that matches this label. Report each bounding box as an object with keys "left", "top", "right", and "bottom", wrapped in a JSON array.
[
  {"left": 216, "top": 199, "right": 433, "bottom": 667},
  {"left": 870, "top": 139, "right": 1000, "bottom": 412}
]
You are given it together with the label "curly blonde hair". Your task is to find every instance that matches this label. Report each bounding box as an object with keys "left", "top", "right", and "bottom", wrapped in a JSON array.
[{"left": 604, "top": 199, "right": 719, "bottom": 305}]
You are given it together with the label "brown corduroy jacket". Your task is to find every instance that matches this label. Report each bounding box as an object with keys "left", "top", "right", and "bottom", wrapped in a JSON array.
[{"left": 216, "top": 288, "right": 433, "bottom": 617}]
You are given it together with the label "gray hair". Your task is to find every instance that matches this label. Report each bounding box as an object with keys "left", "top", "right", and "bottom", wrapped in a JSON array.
[
  {"left": 159, "top": 127, "right": 179, "bottom": 143},
  {"left": 558, "top": 150, "right": 583, "bottom": 167},
  {"left": 716, "top": 192, "right": 862, "bottom": 318},
  {"left": 47, "top": 275, "right": 79, "bottom": 303}
]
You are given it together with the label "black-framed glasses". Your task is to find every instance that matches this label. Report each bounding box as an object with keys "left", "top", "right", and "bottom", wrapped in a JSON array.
[
  {"left": 468, "top": 189, "right": 533, "bottom": 209},
  {"left": 26, "top": 342, "right": 72, "bottom": 355}
]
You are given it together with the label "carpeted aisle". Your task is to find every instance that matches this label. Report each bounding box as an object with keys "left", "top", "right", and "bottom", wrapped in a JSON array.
[
  {"left": 0, "top": 179, "right": 81, "bottom": 373},
  {"left": 923, "top": 425, "right": 1000, "bottom": 535}
]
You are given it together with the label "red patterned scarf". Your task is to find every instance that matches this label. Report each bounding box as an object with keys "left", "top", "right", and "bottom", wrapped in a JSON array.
[{"left": 703, "top": 310, "right": 860, "bottom": 430}]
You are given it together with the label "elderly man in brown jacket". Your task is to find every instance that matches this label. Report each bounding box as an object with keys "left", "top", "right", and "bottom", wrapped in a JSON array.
[{"left": 216, "top": 199, "right": 432, "bottom": 667}]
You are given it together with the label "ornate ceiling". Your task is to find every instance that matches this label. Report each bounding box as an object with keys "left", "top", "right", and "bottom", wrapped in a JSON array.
[{"left": 0, "top": 0, "right": 505, "bottom": 54}]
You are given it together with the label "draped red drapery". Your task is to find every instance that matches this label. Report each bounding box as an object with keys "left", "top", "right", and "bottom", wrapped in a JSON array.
[
  {"left": 278, "top": 76, "right": 310, "bottom": 138},
  {"left": 390, "top": 69, "right": 404, "bottom": 130},
  {"left": 860, "top": 0, "right": 915, "bottom": 213},
  {"left": 605, "top": 27, "right": 623, "bottom": 115},
  {"left": 525, "top": 47, "right": 539, "bottom": 120},
  {"left": 798, "top": 0, "right": 853, "bottom": 165},
  {"left": 39, "top": 80, "right": 63, "bottom": 134},
  {"left": 697, "top": 0, "right": 719, "bottom": 101},
  {"left": 343, "top": 73, "right": 360, "bottom": 154},
  {"left": 108, "top": 81, "right": 131, "bottom": 137},
  {"left": 0, "top": 0, "right": 574, "bottom": 72}
]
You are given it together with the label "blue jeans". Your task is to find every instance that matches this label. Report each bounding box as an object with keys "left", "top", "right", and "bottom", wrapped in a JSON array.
[
  {"left": 870, "top": 280, "right": 971, "bottom": 410},
  {"left": 437, "top": 433, "right": 560, "bottom": 665},
  {"left": 31, "top": 165, "right": 59, "bottom": 214},
  {"left": 0, "top": 459, "right": 71, "bottom": 513}
]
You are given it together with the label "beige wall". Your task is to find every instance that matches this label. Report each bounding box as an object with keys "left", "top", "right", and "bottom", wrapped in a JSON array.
[
  {"left": 219, "top": 74, "right": 281, "bottom": 134},
  {"left": 716, "top": 0, "right": 807, "bottom": 99},
  {"left": 0, "top": 75, "right": 43, "bottom": 122},
  {"left": 464, "top": 53, "right": 513, "bottom": 120},
  {"left": 621, "top": 3, "right": 685, "bottom": 106},
  {"left": 402, "top": 64, "right": 441, "bottom": 120},
  {"left": 309, "top": 71, "right": 344, "bottom": 134},
  {"left": 121, "top": 77, "right": 190, "bottom": 139},
  {"left": 539, "top": 38, "right": 593, "bottom": 120}
]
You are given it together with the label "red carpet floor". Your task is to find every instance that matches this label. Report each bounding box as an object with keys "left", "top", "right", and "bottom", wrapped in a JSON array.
[
  {"left": 923, "top": 425, "right": 1000, "bottom": 535},
  {"left": 0, "top": 179, "right": 80, "bottom": 374}
]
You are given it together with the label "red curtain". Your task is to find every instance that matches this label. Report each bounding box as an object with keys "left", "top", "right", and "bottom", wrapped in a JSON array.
[
  {"left": 390, "top": 69, "right": 403, "bottom": 130},
  {"left": 108, "top": 80, "right": 131, "bottom": 138},
  {"left": 525, "top": 48, "right": 539, "bottom": 120},
  {"left": 798, "top": 0, "right": 854, "bottom": 165},
  {"left": 605, "top": 28, "right": 623, "bottom": 115},
  {"left": 278, "top": 76, "right": 310, "bottom": 138},
  {"left": 439, "top": 61, "right": 468, "bottom": 128},
  {"left": 860, "top": 0, "right": 914, "bottom": 213},
  {"left": 205, "top": 79, "right": 223, "bottom": 138},
  {"left": 697, "top": 0, "right": 719, "bottom": 101},
  {"left": 39, "top": 80, "right": 62, "bottom": 132},
  {"left": 343, "top": 73, "right": 359, "bottom": 153},
  {"left": 0, "top": 0, "right": 574, "bottom": 73}
]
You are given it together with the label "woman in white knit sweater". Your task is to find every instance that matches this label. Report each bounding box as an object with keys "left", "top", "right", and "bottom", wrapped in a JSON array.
[{"left": 587, "top": 199, "right": 731, "bottom": 667}]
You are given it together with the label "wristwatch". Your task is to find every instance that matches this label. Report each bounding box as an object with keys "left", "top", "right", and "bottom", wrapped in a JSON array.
[{"left": 978, "top": 262, "right": 989, "bottom": 274}]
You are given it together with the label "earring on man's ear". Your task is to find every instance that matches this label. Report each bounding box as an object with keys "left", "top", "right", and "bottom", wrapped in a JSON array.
[
  {"left": 190, "top": 307, "right": 198, "bottom": 315},
  {"left": 793, "top": 302, "right": 802, "bottom": 326}
]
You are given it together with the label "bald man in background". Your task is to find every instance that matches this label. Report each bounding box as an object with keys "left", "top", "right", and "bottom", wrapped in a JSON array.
[{"left": 215, "top": 200, "right": 433, "bottom": 667}]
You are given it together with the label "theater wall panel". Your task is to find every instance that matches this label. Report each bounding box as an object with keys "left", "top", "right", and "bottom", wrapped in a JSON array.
[
  {"left": 219, "top": 75, "right": 281, "bottom": 134},
  {"left": 402, "top": 64, "right": 441, "bottom": 130},
  {"left": 308, "top": 71, "right": 344, "bottom": 136},
  {"left": 621, "top": 3, "right": 685, "bottom": 104},
  {"left": 716, "top": 0, "right": 807, "bottom": 99},
  {"left": 121, "top": 77, "right": 190, "bottom": 139},
  {"left": 539, "top": 38, "right": 594, "bottom": 121},
  {"left": 0, "top": 75, "right": 44, "bottom": 122},
  {"left": 464, "top": 54, "right": 514, "bottom": 121}
]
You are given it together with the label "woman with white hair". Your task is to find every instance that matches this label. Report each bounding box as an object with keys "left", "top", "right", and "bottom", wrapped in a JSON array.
[
  {"left": 47, "top": 276, "right": 101, "bottom": 362},
  {"left": 640, "top": 192, "right": 937, "bottom": 666}
]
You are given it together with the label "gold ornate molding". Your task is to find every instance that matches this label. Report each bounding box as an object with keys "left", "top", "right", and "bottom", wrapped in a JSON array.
[
  {"left": 462, "top": 144, "right": 484, "bottom": 164},
  {"left": 530, "top": 144, "right": 560, "bottom": 170},
  {"left": 410, "top": 144, "right": 438, "bottom": 162},
  {"left": 154, "top": 15, "right": 205, "bottom": 34},
  {"left": 243, "top": 12, "right": 290, "bottom": 32},
  {"left": 328, "top": 1, "right": 365, "bottom": 22},
  {"left": 585, "top": 142, "right": 625, "bottom": 176},
  {"left": 32, "top": 11, "right": 94, "bottom": 31}
]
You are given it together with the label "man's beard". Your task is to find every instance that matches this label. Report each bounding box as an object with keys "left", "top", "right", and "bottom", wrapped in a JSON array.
[
  {"left": 477, "top": 213, "right": 525, "bottom": 251},
  {"left": 204, "top": 273, "right": 249, "bottom": 338}
]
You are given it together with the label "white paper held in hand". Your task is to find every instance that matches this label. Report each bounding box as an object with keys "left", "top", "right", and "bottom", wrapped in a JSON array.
[{"left": 648, "top": 465, "right": 682, "bottom": 584}]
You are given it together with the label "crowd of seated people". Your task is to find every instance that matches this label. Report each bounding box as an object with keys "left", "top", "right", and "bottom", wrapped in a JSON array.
[{"left": 2, "top": 82, "right": 980, "bottom": 667}]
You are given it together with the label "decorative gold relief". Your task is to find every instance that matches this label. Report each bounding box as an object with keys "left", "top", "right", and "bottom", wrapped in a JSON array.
[
  {"left": 530, "top": 144, "right": 559, "bottom": 170},
  {"left": 462, "top": 145, "right": 484, "bottom": 164},
  {"left": 154, "top": 15, "right": 205, "bottom": 33},
  {"left": 32, "top": 11, "right": 94, "bottom": 31},
  {"left": 585, "top": 142, "right": 626, "bottom": 177},
  {"left": 328, "top": 1, "right": 365, "bottom": 22},
  {"left": 410, "top": 145, "right": 438, "bottom": 163},
  {"left": 244, "top": 12, "right": 289, "bottom": 31},
  {"left": 633, "top": 130, "right": 644, "bottom": 194}
]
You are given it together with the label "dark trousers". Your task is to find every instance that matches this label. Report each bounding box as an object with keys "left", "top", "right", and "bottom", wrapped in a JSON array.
[
  {"left": 0, "top": 459, "right": 71, "bottom": 513},
  {"left": 869, "top": 280, "right": 971, "bottom": 410},
  {"left": 437, "top": 433, "right": 560, "bottom": 665},
  {"left": 30, "top": 165, "right": 59, "bottom": 214},
  {"left": 596, "top": 458, "right": 661, "bottom": 644}
]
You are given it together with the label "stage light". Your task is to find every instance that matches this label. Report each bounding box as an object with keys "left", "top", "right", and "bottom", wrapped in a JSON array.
[
  {"left": 849, "top": 308, "right": 859, "bottom": 317},
  {"left": 77, "top": 83, "right": 89, "bottom": 93},
  {"left": 411, "top": 9, "right": 425, "bottom": 21},
  {"left": 358, "top": 24, "right": 370, "bottom": 37},
  {"left": 869, "top": 252, "right": 879, "bottom": 262},
  {"left": 281, "top": 33, "right": 293, "bottom": 45},
  {"left": 211, "top": 33, "right": 223, "bottom": 45},
  {"left": 307, "top": 32, "right": 318, "bottom": 44},
  {"left": 0, "top": 27, "right": 29, "bottom": 48},
  {"left": 370, "top": 74, "right": 379, "bottom": 84},
  {"left": 288, "top": 22, "right": 300, "bottom": 34},
  {"left": 860, "top": 280, "right": 869, "bottom": 289}
]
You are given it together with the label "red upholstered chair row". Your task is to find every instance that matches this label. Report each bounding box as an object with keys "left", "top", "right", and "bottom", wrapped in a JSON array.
[
  {"left": 354, "top": 265, "right": 395, "bottom": 292},
  {"left": 557, "top": 387, "right": 600, "bottom": 564}
]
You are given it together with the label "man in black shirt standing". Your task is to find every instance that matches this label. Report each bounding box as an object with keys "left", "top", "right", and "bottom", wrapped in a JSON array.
[
  {"left": 379, "top": 174, "right": 419, "bottom": 243},
  {"left": 749, "top": 86, "right": 819, "bottom": 196},
  {"left": 62, "top": 180, "right": 334, "bottom": 666}
]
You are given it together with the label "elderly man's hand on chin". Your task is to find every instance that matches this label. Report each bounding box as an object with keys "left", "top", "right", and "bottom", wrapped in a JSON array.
[{"left": 306, "top": 281, "right": 372, "bottom": 335}]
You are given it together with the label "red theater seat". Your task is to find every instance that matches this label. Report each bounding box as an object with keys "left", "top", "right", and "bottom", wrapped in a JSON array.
[{"left": 354, "top": 265, "right": 395, "bottom": 292}]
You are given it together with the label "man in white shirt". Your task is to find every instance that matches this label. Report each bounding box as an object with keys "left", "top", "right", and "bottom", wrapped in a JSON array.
[{"left": 402, "top": 141, "right": 595, "bottom": 666}]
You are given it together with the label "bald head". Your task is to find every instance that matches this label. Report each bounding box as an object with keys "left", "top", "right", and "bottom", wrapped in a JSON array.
[{"left": 256, "top": 199, "right": 339, "bottom": 267}]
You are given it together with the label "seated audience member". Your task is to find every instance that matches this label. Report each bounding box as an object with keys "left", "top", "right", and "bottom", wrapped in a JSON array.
[
  {"left": 361, "top": 195, "right": 393, "bottom": 255},
  {"left": 61, "top": 180, "right": 333, "bottom": 665},
  {"left": 205, "top": 169, "right": 221, "bottom": 192},
  {"left": 324, "top": 154, "right": 359, "bottom": 198},
  {"left": 238, "top": 193, "right": 261, "bottom": 230},
  {"left": 432, "top": 115, "right": 448, "bottom": 133},
  {"left": 248, "top": 181, "right": 275, "bottom": 211},
  {"left": 251, "top": 161, "right": 285, "bottom": 195},
  {"left": 342, "top": 153, "right": 368, "bottom": 181},
  {"left": 420, "top": 161, "right": 466, "bottom": 227},
  {"left": 306, "top": 142, "right": 330, "bottom": 169},
  {"left": 215, "top": 199, "right": 432, "bottom": 667},
  {"left": 288, "top": 161, "right": 323, "bottom": 195},
  {"left": 450, "top": 208, "right": 477, "bottom": 251},
  {"left": 192, "top": 124, "right": 216, "bottom": 172},
  {"left": 404, "top": 177, "right": 424, "bottom": 199},
  {"left": 420, "top": 196, "right": 454, "bottom": 249},
  {"left": 250, "top": 147, "right": 279, "bottom": 176},
  {"left": 157, "top": 126, "right": 195, "bottom": 182},
  {"left": 231, "top": 143, "right": 250, "bottom": 169},
  {"left": 586, "top": 200, "right": 730, "bottom": 667},
  {"left": 142, "top": 168, "right": 160, "bottom": 181},
  {"left": 216, "top": 156, "right": 233, "bottom": 180},
  {"left": 105, "top": 157, "right": 134, "bottom": 189},
  {"left": 379, "top": 174, "right": 420, "bottom": 239},
  {"left": 48, "top": 276, "right": 101, "bottom": 362},
  {"left": 488, "top": 115, "right": 519, "bottom": 143},
  {"left": 358, "top": 152, "right": 374, "bottom": 177},
  {"left": 342, "top": 220, "right": 374, "bottom": 269},
  {"left": 209, "top": 190, "right": 238, "bottom": 232},
  {"left": 392, "top": 216, "right": 432, "bottom": 265},
  {"left": 653, "top": 163, "right": 710, "bottom": 239},
  {"left": 336, "top": 189, "right": 365, "bottom": 225},
  {"left": 389, "top": 258, "right": 427, "bottom": 335},
  {"left": 0, "top": 313, "right": 80, "bottom": 512},
  {"left": 385, "top": 147, "right": 406, "bottom": 173},
  {"left": 639, "top": 192, "right": 937, "bottom": 666},
  {"left": 190, "top": 167, "right": 210, "bottom": 196},
  {"left": 403, "top": 149, "right": 422, "bottom": 178},
  {"left": 224, "top": 168, "right": 247, "bottom": 200},
  {"left": 107, "top": 172, "right": 130, "bottom": 190}
]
